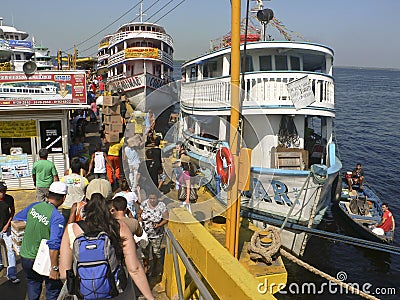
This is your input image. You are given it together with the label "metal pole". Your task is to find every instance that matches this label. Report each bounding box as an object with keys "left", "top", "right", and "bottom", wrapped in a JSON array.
[
  {"left": 171, "top": 243, "right": 184, "bottom": 300},
  {"left": 225, "top": 0, "right": 241, "bottom": 258}
]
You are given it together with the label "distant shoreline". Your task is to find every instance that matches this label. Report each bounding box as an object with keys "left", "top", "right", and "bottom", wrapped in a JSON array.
[
  {"left": 334, "top": 65, "right": 400, "bottom": 71},
  {"left": 174, "top": 60, "right": 400, "bottom": 72}
]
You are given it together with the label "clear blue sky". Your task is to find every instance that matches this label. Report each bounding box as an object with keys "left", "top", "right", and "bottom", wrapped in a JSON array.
[{"left": 1, "top": 0, "right": 399, "bottom": 68}]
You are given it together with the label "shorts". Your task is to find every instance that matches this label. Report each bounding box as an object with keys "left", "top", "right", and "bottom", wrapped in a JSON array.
[{"left": 143, "top": 236, "right": 163, "bottom": 260}]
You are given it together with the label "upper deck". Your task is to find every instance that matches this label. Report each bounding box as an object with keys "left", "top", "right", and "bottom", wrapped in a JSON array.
[
  {"left": 181, "top": 41, "right": 335, "bottom": 117},
  {"left": 109, "top": 22, "right": 174, "bottom": 49}
]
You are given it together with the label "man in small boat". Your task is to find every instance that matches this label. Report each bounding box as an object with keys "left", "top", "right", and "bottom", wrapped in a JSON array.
[
  {"left": 377, "top": 203, "right": 394, "bottom": 235},
  {"left": 347, "top": 163, "right": 365, "bottom": 192}
]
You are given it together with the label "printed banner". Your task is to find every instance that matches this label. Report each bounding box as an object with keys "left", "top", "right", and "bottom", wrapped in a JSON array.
[
  {"left": 287, "top": 76, "right": 315, "bottom": 110},
  {"left": 0, "top": 154, "right": 30, "bottom": 180},
  {"left": 125, "top": 47, "right": 159, "bottom": 59},
  {"left": 0, "top": 71, "right": 87, "bottom": 106},
  {"left": 0, "top": 120, "right": 37, "bottom": 137}
]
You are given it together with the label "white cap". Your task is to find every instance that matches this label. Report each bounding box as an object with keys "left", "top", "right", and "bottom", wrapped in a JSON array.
[
  {"left": 49, "top": 181, "right": 68, "bottom": 195},
  {"left": 86, "top": 178, "right": 112, "bottom": 200}
]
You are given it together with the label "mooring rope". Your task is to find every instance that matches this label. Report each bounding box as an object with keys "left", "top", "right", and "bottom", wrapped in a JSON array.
[
  {"left": 249, "top": 228, "right": 281, "bottom": 264},
  {"left": 280, "top": 248, "right": 380, "bottom": 300}
]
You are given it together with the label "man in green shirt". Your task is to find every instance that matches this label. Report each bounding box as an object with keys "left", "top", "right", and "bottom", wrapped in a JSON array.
[
  {"left": 32, "top": 148, "right": 59, "bottom": 201},
  {"left": 14, "top": 181, "right": 67, "bottom": 300}
]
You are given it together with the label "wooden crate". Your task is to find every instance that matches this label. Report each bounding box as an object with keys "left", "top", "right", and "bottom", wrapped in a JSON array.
[{"left": 275, "top": 152, "right": 305, "bottom": 170}]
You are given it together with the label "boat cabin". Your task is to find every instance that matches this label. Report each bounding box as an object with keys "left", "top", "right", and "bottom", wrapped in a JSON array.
[{"left": 180, "top": 41, "right": 336, "bottom": 171}]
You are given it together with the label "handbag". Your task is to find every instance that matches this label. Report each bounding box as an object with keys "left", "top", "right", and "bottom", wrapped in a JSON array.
[
  {"left": 178, "top": 185, "right": 198, "bottom": 203},
  {"left": 33, "top": 239, "right": 51, "bottom": 276}
]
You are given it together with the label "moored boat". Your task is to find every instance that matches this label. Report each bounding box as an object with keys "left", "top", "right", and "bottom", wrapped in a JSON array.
[
  {"left": 337, "top": 176, "right": 395, "bottom": 243},
  {"left": 0, "top": 17, "right": 35, "bottom": 72},
  {"left": 99, "top": 4, "right": 174, "bottom": 110},
  {"left": 175, "top": 0, "right": 342, "bottom": 256}
]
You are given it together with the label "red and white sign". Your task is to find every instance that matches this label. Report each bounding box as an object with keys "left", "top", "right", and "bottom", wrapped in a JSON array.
[{"left": 0, "top": 71, "right": 87, "bottom": 106}]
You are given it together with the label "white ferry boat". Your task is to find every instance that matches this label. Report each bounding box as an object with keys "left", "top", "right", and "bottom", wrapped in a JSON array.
[
  {"left": 33, "top": 38, "right": 52, "bottom": 70},
  {"left": 178, "top": 1, "right": 342, "bottom": 256},
  {"left": 99, "top": 6, "right": 174, "bottom": 109},
  {"left": 0, "top": 17, "right": 35, "bottom": 72}
]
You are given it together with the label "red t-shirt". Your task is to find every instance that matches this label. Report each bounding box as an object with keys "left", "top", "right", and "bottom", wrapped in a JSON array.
[{"left": 378, "top": 210, "right": 393, "bottom": 232}]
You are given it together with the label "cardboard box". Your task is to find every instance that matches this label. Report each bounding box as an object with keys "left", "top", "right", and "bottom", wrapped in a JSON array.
[
  {"left": 104, "top": 115, "right": 123, "bottom": 124},
  {"left": 103, "top": 104, "right": 120, "bottom": 115},
  {"left": 11, "top": 220, "right": 26, "bottom": 236},
  {"left": 12, "top": 244, "right": 21, "bottom": 255},
  {"left": 103, "top": 96, "right": 119, "bottom": 106},
  {"left": 105, "top": 123, "right": 123, "bottom": 133},
  {"left": 105, "top": 132, "right": 121, "bottom": 143}
]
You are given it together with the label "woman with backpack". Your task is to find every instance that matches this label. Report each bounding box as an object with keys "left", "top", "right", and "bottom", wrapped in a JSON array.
[{"left": 59, "top": 193, "right": 154, "bottom": 299}]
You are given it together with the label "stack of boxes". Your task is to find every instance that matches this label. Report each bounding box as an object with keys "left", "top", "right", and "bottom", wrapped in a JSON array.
[
  {"left": 11, "top": 220, "right": 26, "bottom": 255},
  {"left": 103, "top": 95, "right": 123, "bottom": 142}
]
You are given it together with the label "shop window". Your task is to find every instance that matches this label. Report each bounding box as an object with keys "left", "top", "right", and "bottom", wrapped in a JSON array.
[
  {"left": 39, "top": 120, "right": 63, "bottom": 153},
  {"left": 1, "top": 138, "right": 32, "bottom": 155}
]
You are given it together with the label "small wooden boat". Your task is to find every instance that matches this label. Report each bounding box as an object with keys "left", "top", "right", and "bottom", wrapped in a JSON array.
[{"left": 337, "top": 176, "right": 395, "bottom": 243}]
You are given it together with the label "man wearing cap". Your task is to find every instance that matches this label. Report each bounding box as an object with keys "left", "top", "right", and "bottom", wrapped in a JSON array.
[
  {"left": 0, "top": 181, "right": 20, "bottom": 283},
  {"left": 32, "top": 148, "right": 59, "bottom": 201},
  {"left": 14, "top": 181, "right": 67, "bottom": 300}
]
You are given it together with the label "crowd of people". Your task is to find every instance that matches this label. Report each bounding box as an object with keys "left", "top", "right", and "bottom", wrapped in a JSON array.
[
  {"left": 6, "top": 151, "right": 169, "bottom": 299},
  {"left": 0, "top": 111, "right": 175, "bottom": 299}
]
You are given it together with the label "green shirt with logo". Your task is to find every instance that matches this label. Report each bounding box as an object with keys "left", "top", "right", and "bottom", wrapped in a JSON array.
[{"left": 16, "top": 202, "right": 65, "bottom": 259}]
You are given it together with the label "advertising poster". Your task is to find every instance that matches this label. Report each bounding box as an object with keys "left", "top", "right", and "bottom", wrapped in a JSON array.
[
  {"left": 0, "top": 153, "right": 30, "bottom": 180},
  {"left": 0, "top": 71, "right": 86, "bottom": 106}
]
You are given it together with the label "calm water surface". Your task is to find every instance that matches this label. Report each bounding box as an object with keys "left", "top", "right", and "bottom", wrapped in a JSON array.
[{"left": 280, "top": 67, "right": 400, "bottom": 299}]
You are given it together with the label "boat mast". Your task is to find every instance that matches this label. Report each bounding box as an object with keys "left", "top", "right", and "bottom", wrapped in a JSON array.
[{"left": 138, "top": 0, "right": 144, "bottom": 23}]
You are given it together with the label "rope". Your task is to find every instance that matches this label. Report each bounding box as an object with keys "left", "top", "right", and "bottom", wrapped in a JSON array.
[
  {"left": 248, "top": 228, "right": 281, "bottom": 264},
  {"left": 280, "top": 248, "right": 380, "bottom": 300}
]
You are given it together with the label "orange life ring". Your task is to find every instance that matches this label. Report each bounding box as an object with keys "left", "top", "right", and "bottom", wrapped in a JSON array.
[{"left": 216, "top": 147, "right": 235, "bottom": 186}]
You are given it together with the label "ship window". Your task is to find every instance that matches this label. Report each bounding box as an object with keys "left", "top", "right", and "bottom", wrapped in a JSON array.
[
  {"left": 17, "top": 89, "right": 22, "bottom": 93},
  {"left": 241, "top": 55, "right": 254, "bottom": 72},
  {"left": 275, "top": 55, "right": 288, "bottom": 70},
  {"left": 4, "top": 88, "right": 9, "bottom": 92},
  {"left": 259, "top": 55, "right": 272, "bottom": 71},
  {"left": 290, "top": 56, "right": 301, "bottom": 70},
  {"left": 23, "top": 89, "right": 28, "bottom": 93},
  {"left": 29, "top": 89, "right": 34, "bottom": 93},
  {"left": 190, "top": 66, "right": 197, "bottom": 80},
  {"left": 15, "top": 54, "right": 21, "bottom": 60},
  {"left": 141, "top": 26, "right": 145, "bottom": 31},
  {"left": 10, "top": 89, "right": 15, "bottom": 92},
  {"left": 147, "top": 26, "right": 151, "bottom": 31}
]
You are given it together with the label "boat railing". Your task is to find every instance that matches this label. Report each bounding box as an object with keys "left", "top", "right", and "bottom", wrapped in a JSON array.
[
  {"left": 0, "top": 39, "right": 11, "bottom": 51},
  {"left": 182, "top": 130, "right": 229, "bottom": 163},
  {"left": 181, "top": 72, "right": 334, "bottom": 109},
  {"left": 107, "top": 48, "right": 173, "bottom": 67},
  {"left": 97, "top": 53, "right": 110, "bottom": 61},
  {"left": 109, "top": 31, "right": 174, "bottom": 48}
]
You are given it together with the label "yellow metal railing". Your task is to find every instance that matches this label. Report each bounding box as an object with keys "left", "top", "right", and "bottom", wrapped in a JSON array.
[{"left": 163, "top": 208, "right": 285, "bottom": 299}]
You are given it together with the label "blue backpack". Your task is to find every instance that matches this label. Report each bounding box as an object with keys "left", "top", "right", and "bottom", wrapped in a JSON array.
[{"left": 66, "top": 221, "right": 127, "bottom": 299}]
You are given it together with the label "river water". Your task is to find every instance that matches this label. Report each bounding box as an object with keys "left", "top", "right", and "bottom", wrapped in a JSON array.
[{"left": 280, "top": 67, "right": 400, "bottom": 299}]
